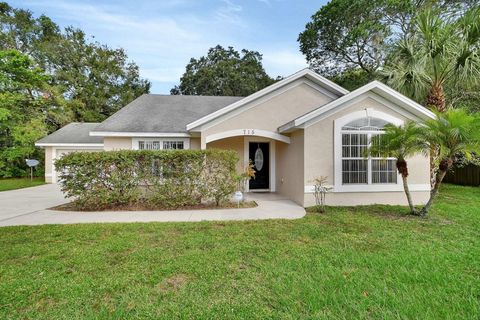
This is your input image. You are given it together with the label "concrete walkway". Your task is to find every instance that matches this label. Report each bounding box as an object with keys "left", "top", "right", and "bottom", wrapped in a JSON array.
[{"left": 0, "top": 184, "right": 306, "bottom": 227}]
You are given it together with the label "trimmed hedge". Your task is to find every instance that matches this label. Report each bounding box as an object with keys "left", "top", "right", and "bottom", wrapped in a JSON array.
[{"left": 54, "top": 149, "right": 238, "bottom": 210}]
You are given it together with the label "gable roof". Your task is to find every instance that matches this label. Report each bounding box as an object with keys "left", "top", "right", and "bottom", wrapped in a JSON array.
[
  {"left": 35, "top": 123, "right": 103, "bottom": 146},
  {"left": 186, "top": 68, "right": 349, "bottom": 131},
  {"left": 90, "top": 94, "right": 243, "bottom": 136},
  {"left": 278, "top": 80, "right": 436, "bottom": 133}
]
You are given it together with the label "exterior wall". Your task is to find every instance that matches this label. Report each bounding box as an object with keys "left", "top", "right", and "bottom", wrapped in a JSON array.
[
  {"left": 207, "top": 136, "right": 244, "bottom": 172},
  {"left": 302, "top": 94, "right": 430, "bottom": 206},
  {"left": 190, "top": 137, "right": 201, "bottom": 150},
  {"left": 44, "top": 147, "right": 53, "bottom": 183},
  {"left": 304, "top": 191, "right": 430, "bottom": 207},
  {"left": 276, "top": 130, "right": 304, "bottom": 205},
  {"left": 104, "top": 137, "right": 132, "bottom": 150},
  {"left": 202, "top": 82, "right": 336, "bottom": 146}
]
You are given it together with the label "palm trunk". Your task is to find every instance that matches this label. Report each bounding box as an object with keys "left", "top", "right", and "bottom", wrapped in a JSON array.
[
  {"left": 402, "top": 175, "right": 417, "bottom": 215},
  {"left": 426, "top": 84, "right": 446, "bottom": 112},
  {"left": 420, "top": 158, "right": 452, "bottom": 215},
  {"left": 426, "top": 84, "right": 444, "bottom": 189},
  {"left": 429, "top": 144, "right": 439, "bottom": 189},
  {"left": 397, "top": 159, "right": 417, "bottom": 215}
]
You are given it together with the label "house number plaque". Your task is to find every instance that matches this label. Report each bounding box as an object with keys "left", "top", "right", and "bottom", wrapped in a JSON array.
[{"left": 243, "top": 129, "right": 255, "bottom": 135}]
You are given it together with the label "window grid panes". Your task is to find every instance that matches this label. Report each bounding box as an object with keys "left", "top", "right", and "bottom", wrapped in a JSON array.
[
  {"left": 163, "top": 141, "right": 184, "bottom": 150},
  {"left": 341, "top": 117, "right": 397, "bottom": 185},
  {"left": 138, "top": 141, "right": 161, "bottom": 150},
  {"left": 342, "top": 133, "right": 368, "bottom": 184},
  {"left": 138, "top": 140, "right": 184, "bottom": 150},
  {"left": 371, "top": 159, "right": 397, "bottom": 184}
]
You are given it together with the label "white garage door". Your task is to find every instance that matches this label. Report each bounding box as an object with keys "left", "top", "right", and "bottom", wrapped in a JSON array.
[{"left": 53, "top": 148, "right": 102, "bottom": 183}]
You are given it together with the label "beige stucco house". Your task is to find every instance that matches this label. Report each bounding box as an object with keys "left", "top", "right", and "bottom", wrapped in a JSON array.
[{"left": 36, "top": 69, "right": 435, "bottom": 207}]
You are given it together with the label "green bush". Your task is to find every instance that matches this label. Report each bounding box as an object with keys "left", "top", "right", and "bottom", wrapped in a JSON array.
[{"left": 54, "top": 149, "right": 238, "bottom": 210}]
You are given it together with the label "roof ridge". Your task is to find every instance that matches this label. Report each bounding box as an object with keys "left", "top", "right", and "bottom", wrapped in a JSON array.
[{"left": 143, "top": 93, "right": 244, "bottom": 98}]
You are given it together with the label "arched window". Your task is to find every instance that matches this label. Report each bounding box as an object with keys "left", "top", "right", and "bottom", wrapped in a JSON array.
[{"left": 339, "top": 114, "right": 398, "bottom": 185}]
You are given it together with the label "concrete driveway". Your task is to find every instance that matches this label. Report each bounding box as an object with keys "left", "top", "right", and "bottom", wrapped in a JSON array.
[{"left": 0, "top": 184, "right": 306, "bottom": 227}]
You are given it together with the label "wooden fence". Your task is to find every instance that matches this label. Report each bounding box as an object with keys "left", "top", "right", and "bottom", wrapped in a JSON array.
[{"left": 444, "top": 164, "right": 480, "bottom": 186}]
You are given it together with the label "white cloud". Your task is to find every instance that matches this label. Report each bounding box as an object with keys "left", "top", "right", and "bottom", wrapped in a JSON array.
[
  {"left": 215, "top": 0, "right": 245, "bottom": 27},
  {"left": 262, "top": 49, "right": 308, "bottom": 78}
]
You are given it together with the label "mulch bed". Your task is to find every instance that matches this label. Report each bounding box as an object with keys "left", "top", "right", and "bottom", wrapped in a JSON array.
[{"left": 50, "top": 201, "right": 257, "bottom": 212}]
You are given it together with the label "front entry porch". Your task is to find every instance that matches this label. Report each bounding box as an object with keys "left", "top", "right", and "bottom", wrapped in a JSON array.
[{"left": 204, "top": 131, "right": 291, "bottom": 193}]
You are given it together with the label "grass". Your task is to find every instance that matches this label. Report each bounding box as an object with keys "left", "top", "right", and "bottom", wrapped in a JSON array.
[
  {"left": 0, "top": 184, "right": 479, "bottom": 319},
  {"left": 0, "top": 177, "right": 45, "bottom": 192}
]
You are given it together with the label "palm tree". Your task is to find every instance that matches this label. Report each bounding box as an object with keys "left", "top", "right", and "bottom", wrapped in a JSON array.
[
  {"left": 420, "top": 109, "right": 480, "bottom": 215},
  {"left": 384, "top": 7, "right": 480, "bottom": 112},
  {"left": 369, "top": 122, "right": 427, "bottom": 215}
]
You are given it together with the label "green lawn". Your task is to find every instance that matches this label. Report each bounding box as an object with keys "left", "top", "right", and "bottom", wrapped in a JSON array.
[
  {"left": 0, "top": 177, "right": 45, "bottom": 192},
  {"left": 0, "top": 184, "right": 479, "bottom": 319}
]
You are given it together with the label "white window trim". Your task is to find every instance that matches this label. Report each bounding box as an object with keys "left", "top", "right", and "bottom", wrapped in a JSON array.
[
  {"left": 243, "top": 137, "right": 276, "bottom": 192},
  {"left": 334, "top": 109, "right": 405, "bottom": 192},
  {"left": 132, "top": 138, "right": 190, "bottom": 150}
]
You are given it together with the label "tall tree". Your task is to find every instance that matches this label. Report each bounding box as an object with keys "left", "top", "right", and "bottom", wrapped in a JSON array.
[
  {"left": 298, "top": 0, "right": 395, "bottom": 78},
  {"left": 298, "top": 0, "right": 477, "bottom": 89},
  {"left": 39, "top": 27, "right": 150, "bottom": 122},
  {"left": 171, "top": 45, "right": 276, "bottom": 96},
  {"left": 0, "top": 2, "right": 150, "bottom": 123},
  {"left": 0, "top": 49, "right": 63, "bottom": 176},
  {"left": 0, "top": 2, "right": 151, "bottom": 177},
  {"left": 383, "top": 7, "right": 480, "bottom": 112}
]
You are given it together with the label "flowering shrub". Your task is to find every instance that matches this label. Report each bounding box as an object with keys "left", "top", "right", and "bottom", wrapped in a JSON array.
[{"left": 55, "top": 149, "right": 238, "bottom": 210}]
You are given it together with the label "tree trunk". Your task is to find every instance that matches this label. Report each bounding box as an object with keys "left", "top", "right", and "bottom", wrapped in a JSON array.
[
  {"left": 426, "top": 84, "right": 446, "bottom": 112},
  {"left": 420, "top": 158, "right": 452, "bottom": 215},
  {"left": 397, "top": 159, "right": 417, "bottom": 215},
  {"left": 402, "top": 174, "right": 417, "bottom": 215},
  {"left": 426, "top": 84, "right": 445, "bottom": 189},
  {"left": 429, "top": 144, "right": 439, "bottom": 189}
]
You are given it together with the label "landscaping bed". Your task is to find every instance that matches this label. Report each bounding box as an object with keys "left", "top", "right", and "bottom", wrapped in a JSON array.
[{"left": 50, "top": 200, "right": 257, "bottom": 211}]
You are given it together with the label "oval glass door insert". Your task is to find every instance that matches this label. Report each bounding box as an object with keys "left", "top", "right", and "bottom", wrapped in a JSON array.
[{"left": 254, "top": 146, "right": 264, "bottom": 171}]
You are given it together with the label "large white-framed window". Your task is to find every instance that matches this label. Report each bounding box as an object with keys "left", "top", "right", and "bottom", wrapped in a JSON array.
[
  {"left": 334, "top": 109, "right": 403, "bottom": 192},
  {"left": 132, "top": 138, "right": 190, "bottom": 150}
]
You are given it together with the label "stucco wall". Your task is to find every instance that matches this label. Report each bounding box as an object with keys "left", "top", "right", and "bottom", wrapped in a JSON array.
[
  {"left": 276, "top": 130, "right": 304, "bottom": 205},
  {"left": 202, "top": 82, "right": 336, "bottom": 146},
  {"left": 207, "top": 136, "right": 245, "bottom": 172},
  {"left": 104, "top": 137, "right": 132, "bottom": 150},
  {"left": 304, "top": 191, "right": 430, "bottom": 207},
  {"left": 44, "top": 147, "right": 53, "bottom": 183},
  {"left": 302, "top": 94, "right": 430, "bottom": 206},
  {"left": 190, "top": 137, "right": 201, "bottom": 150}
]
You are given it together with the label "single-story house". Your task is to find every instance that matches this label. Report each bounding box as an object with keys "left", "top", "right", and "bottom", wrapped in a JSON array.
[{"left": 36, "top": 69, "right": 435, "bottom": 207}]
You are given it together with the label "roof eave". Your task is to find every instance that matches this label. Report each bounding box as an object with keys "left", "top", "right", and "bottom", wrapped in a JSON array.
[
  {"left": 89, "top": 131, "right": 191, "bottom": 137},
  {"left": 35, "top": 143, "right": 104, "bottom": 147},
  {"left": 282, "top": 81, "right": 436, "bottom": 131}
]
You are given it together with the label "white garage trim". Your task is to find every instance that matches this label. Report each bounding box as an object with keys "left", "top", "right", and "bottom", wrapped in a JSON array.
[{"left": 51, "top": 146, "right": 104, "bottom": 183}]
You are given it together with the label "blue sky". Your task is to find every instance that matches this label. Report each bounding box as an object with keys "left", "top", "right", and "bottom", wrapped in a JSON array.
[{"left": 11, "top": 0, "right": 327, "bottom": 93}]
